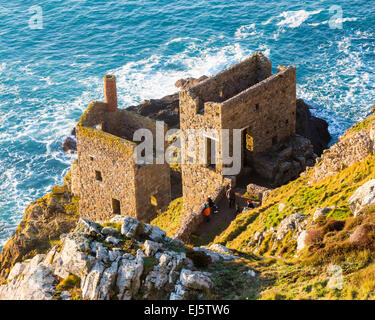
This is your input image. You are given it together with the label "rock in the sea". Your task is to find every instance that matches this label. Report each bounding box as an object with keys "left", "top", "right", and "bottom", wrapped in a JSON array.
[
  {"left": 348, "top": 179, "right": 375, "bottom": 216},
  {"left": 296, "top": 98, "right": 331, "bottom": 156},
  {"left": 175, "top": 76, "right": 208, "bottom": 90},
  {"left": 62, "top": 136, "right": 77, "bottom": 153}
]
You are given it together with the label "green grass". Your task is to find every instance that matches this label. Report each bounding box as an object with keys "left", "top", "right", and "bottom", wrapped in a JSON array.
[
  {"left": 151, "top": 197, "right": 183, "bottom": 237},
  {"left": 214, "top": 154, "right": 375, "bottom": 255}
]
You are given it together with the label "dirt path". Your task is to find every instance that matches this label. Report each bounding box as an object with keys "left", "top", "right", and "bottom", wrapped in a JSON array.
[{"left": 192, "top": 187, "right": 251, "bottom": 246}]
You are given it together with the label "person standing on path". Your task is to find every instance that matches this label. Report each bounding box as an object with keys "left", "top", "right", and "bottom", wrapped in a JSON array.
[
  {"left": 226, "top": 185, "right": 236, "bottom": 209},
  {"left": 202, "top": 203, "right": 211, "bottom": 222}
]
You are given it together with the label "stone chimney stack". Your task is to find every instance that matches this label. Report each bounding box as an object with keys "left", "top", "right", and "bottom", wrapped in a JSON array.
[{"left": 103, "top": 74, "right": 118, "bottom": 112}]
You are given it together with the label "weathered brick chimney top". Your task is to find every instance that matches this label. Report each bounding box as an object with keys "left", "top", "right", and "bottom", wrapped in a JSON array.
[{"left": 103, "top": 74, "right": 118, "bottom": 112}]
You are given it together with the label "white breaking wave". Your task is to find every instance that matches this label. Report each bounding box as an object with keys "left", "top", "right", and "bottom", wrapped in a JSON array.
[
  {"left": 276, "top": 9, "right": 323, "bottom": 28},
  {"left": 308, "top": 17, "right": 359, "bottom": 27},
  {"left": 109, "top": 42, "right": 259, "bottom": 106},
  {"left": 235, "top": 24, "right": 258, "bottom": 39}
]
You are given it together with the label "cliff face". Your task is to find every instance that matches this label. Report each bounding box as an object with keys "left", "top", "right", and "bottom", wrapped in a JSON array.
[
  {"left": 0, "top": 179, "right": 79, "bottom": 281},
  {"left": 295, "top": 99, "right": 331, "bottom": 155}
]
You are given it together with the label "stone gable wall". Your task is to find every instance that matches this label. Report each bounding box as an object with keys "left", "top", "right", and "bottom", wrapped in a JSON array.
[
  {"left": 75, "top": 125, "right": 138, "bottom": 221},
  {"left": 135, "top": 163, "right": 171, "bottom": 221},
  {"left": 221, "top": 65, "right": 296, "bottom": 154}
]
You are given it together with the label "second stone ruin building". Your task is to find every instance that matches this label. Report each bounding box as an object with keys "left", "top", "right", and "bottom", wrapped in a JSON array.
[{"left": 179, "top": 52, "right": 296, "bottom": 218}]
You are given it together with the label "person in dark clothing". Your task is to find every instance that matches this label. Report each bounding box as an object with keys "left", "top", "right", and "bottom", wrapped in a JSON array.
[
  {"left": 235, "top": 202, "right": 241, "bottom": 214},
  {"left": 247, "top": 199, "right": 255, "bottom": 209},
  {"left": 207, "top": 197, "right": 218, "bottom": 214},
  {"left": 226, "top": 186, "right": 236, "bottom": 208}
]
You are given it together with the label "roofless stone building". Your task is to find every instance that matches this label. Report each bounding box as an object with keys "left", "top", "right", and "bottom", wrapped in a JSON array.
[{"left": 71, "top": 75, "right": 171, "bottom": 222}]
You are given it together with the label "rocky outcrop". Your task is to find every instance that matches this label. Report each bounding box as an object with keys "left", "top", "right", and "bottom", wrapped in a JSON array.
[
  {"left": 275, "top": 213, "right": 307, "bottom": 242},
  {"left": 310, "top": 127, "right": 375, "bottom": 184},
  {"left": 0, "top": 216, "right": 241, "bottom": 300},
  {"left": 62, "top": 136, "right": 77, "bottom": 153},
  {"left": 252, "top": 135, "right": 316, "bottom": 187},
  {"left": 246, "top": 184, "right": 272, "bottom": 204},
  {"left": 126, "top": 76, "right": 208, "bottom": 129},
  {"left": 296, "top": 99, "right": 331, "bottom": 155},
  {"left": 0, "top": 184, "right": 79, "bottom": 281},
  {"left": 348, "top": 179, "right": 375, "bottom": 216},
  {"left": 175, "top": 76, "right": 209, "bottom": 90},
  {"left": 312, "top": 207, "right": 335, "bottom": 221}
]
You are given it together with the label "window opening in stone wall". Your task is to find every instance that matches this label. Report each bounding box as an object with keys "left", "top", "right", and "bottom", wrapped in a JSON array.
[
  {"left": 150, "top": 195, "right": 158, "bottom": 207},
  {"left": 206, "top": 137, "right": 217, "bottom": 170},
  {"left": 112, "top": 199, "right": 121, "bottom": 215},
  {"left": 95, "top": 170, "right": 103, "bottom": 181},
  {"left": 242, "top": 127, "right": 254, "bottom": 166},
  {"left": 255, "top": 103, "right": 259, "bottom": 111}
]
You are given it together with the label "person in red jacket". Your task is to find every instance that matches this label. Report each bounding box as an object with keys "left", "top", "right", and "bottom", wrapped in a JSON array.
[{"left": 202, "top": 203, "right": 211, "bottom": 222}]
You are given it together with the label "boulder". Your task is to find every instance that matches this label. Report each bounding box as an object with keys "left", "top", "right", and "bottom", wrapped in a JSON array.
[
  {"left": 105, "top": 236, "right": 120, "bottom": 246},
  {"left": 0, "top": 255, "right": 57, "bottom": 300},
  {"left": 62, "top": 136, "right": 77, "bottom": 153},
  {"left": 116, "top": 254, "right": 144, "bottom": 300},
  {"left": 98, "top": 259, "right": 120, "bottom": 300},
  {"left": 276, "top": 213, "right": 307, "bottom": 241},
  {"left": 296, "top": 230, "right": 308, "bottom": 252},
  {"left": 101, "top": 227, "right": 119, "bottom": 236},
  {"left": 144, "top": 240, "right": 162, "bottom": 257},
  {"left": 349, "top": 223, "right": 375, "bottom": 245},
  {"left": 81, "top": 262, "right": 105, "bottom": 300},
  {"left": 313, "top": 207, "right": 334, "bottom": 221},
  {"left": 120, "top": 216, "right": 140, "bottom": 238},
  {"left": 348, "top": 180, "right": 375, "bottom": 216},
  {"left": 179, "top": 269, "right": 213, "bottom": 290},
  {"left": 149, "top": 225, "right": 166, "bottom": 242},
  {"left": 57, "top": 233, "right": 95, "bottom": 278}
]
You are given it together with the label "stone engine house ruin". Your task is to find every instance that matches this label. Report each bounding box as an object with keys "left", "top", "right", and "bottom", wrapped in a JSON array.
[
  {"left": 71, "top": 75, "right": 171, "bottom": 222},
  {"left": 71, "top": 53, "right": 297, "bottom": 230},
  {"left": 179, "top": 53, "right": 296, "bottom": 219}
]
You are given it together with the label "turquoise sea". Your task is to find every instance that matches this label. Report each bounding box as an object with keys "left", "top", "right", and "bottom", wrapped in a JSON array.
[{"left": 0, "top": 1, "right": 374, "bottom": 249}]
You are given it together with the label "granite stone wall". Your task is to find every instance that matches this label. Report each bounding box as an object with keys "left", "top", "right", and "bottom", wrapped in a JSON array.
[{"left": 73, "top": 100, "right": 171, "bottom": 222}]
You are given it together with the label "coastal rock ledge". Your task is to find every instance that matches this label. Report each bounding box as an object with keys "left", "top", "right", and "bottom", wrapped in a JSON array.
[{"left": 0, "top": 216, "right": 249, "bottom": 300}]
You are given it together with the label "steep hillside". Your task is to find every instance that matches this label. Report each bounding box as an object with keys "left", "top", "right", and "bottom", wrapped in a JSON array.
[{"left": 207, "top": 112, "right": 375, "bottom": 299}]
